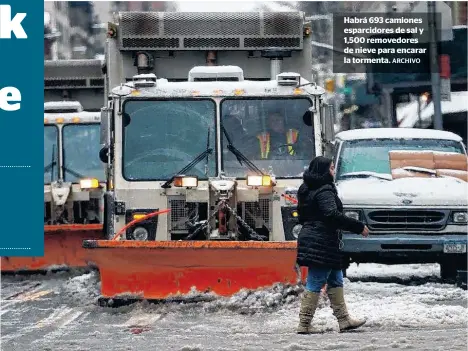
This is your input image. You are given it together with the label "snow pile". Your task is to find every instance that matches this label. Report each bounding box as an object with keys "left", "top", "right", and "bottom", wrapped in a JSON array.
[
  {"left": 201, "top": 284, "right": 307, "bottom": 313},
  {"left": 256, "top": 279, "right": 467, "bottom": 334},
  {"left": 52, "top": 263, "right": 465, "bottom": 334},
  {"left": 347, "top": 263, "right": 440, "bottom": 281},
  {"left": 59, "top": 271, "right": 101, "bottom": 307}
]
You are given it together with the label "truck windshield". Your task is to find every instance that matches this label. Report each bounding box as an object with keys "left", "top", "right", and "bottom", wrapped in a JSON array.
[
  {"left": 336, "top": 138, "right": 466, "bottom": 180},
  {"left": 220, "top": 97, "right": 314, "bottom": 178},
  {"left": 122, "top": 99, "right": 216, "bottom": 181},
  {"left": 44, "top": 125, "right": 58, "bottom": 184},
  {"left": 62, "top": 124, "right": 105, "bottom": 183}
]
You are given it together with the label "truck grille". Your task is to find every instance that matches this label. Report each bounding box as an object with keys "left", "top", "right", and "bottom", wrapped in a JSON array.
[
  {"left": 238, "top": 198, "right": 271, "bottom": 230},
  {"left": 168, "top": 198, "right": 199, "bottom": 233},
  {"left": 167, "top": 197, "right": 272, "bottom": 235},
  {"left": 367, "top": 210, "right": 447, "bottom": 231}
]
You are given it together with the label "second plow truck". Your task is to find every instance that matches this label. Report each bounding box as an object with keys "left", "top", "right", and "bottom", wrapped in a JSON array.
[
  {"left": 2, "top": 60, "right": 106, "bottom": 273},
  {"left": 83, "top": 11, "right": 335, "bottom": 301}
]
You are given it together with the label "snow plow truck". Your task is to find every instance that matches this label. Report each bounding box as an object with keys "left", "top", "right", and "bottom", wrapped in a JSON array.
[
  {"left": 2, "top": 60, "right": 106, "bottom": 272},
  {"left": 82, "top": 11, "right": 336, "bottom": 301}
]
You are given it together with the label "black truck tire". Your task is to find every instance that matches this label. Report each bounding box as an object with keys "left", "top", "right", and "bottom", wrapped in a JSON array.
[{"left": 440, "top": 256, "right": 467, "bottom": 282}]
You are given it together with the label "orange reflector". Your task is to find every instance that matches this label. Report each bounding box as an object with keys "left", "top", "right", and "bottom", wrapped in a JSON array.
[
  {"left": 132, "top": 214, "right": 146, "bottom": 220},
  {"left": 72, "top": 117, "right": 80, "bottom": 123},
  {"left": 247, "top": 175, "right": 272, "bottom": 187},
  {"left": 44, "top": 118, "right": 49, "bottom": 124},
  {"left": 192, "top": 91, "right": 200, "bottom": 96},
  {"left": 1, "top": 224, "right": 103, "bottom": 272},
  {"left": 173, "top": 175, "right": 198, "bottom": 188},
  {"left": 55, "top": 118, "right": 64, "bottom": 124},
  {"left": 293, "top": 88, "right": 303, "bottom": 95},
  {"left": 233, "top": 89, "right": 245, "bottom": 96},
  {"left": 131, "top": 90, "right": 140, "bottom": 96},
  {"left": 82, "top": 240, "right": 306, "bottom": 299},
  {"left": 80, "top": 178, "right": 99, "bottom": 189},
  {"left": 213, "top": 89, "right": 223, "bottom": 95}
]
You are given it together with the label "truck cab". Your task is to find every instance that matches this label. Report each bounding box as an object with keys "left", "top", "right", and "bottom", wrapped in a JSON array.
[
  {"left": 100, "top": 11, "right": 335, "bottom": 242},
  {"left": 44, "top": 59, "right": 106, "bottom": 224},
  {"left": 333, "top": 128, "right": 468, "bottom": 280}
]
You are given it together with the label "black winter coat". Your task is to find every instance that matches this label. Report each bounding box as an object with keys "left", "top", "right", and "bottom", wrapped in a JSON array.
[{"left": 295, "top": 172, "right": 365, "bottom": 270}]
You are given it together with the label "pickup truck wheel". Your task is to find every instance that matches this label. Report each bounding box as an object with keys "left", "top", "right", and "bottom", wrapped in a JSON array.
[{"left": 440, "top": 261, "right": 457, "bottom": 282}]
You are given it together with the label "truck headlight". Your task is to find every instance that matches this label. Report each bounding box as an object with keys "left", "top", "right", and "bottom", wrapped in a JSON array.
[
  {"left": 80, "top": 178, "right": 99, "bottom": 190},
  {"left": 344, "top": 211, "right": 360, "bottom": 221},
  {"left": 173, "top": 175, "right": 198, "bottom": 188},
  {"left": 247, "top": 175, "right": 272, "bottom": 187},
  {"left": 131, "top": 226, "right": 149, "bottom": 241},
  {"left": 452, "top": 212, "right": 468, "bottom": 223}
]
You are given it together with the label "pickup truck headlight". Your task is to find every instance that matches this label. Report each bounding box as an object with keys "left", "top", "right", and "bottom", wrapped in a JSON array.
[
  {"left": 452, "top": 212, "right": 468, "bottom": 223},
  {"left": 344, "top": 211, "right": 360, "bottom": 221}
]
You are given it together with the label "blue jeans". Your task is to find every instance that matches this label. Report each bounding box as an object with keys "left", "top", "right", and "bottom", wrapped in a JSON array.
[{"left": 305, "top": 266, "right": 344, "bottom": 293}]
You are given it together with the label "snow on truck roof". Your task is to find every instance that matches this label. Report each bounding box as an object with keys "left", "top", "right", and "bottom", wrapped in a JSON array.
[
  {"left": 44, "top": 111, "right": 101, "bottom": 124},
  {"left": 125, "top": 77, "right": 315, "bottom": 97},
  {"left": 335, "top": 128, "right": 463, "bottom": 142}
]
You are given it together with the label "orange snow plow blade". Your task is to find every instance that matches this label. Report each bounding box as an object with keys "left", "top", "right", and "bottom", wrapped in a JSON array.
[
  {"left": 83, "top": 240, "right": 306, "bottom": 299},
  {"left": 1, "top": 224, "right": 104, "bottom": 273}
]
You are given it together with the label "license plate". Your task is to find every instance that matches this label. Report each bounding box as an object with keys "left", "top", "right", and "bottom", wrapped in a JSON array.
[{"left": 443, "top": 243, "right": 467, "bottom": 254}]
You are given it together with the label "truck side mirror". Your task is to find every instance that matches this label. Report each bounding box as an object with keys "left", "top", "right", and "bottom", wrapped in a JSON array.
[
  {"left": 321, "top": 103, "right": 335, "bottom": 142},
  {"left": 302, "top": 108, "right": 313, "bottom": 127},
  {"left": 100, "top": 107, "right": 110, "bottom": 146}
]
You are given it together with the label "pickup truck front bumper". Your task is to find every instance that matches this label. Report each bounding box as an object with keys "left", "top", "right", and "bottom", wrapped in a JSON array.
[{"left": 341, "top": 234, "right": 467, "bottom": 263}]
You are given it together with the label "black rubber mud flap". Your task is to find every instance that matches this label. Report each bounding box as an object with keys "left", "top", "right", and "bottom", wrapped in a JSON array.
[{"left": 457, "top": 270, "right": 467, "bottom": 290}]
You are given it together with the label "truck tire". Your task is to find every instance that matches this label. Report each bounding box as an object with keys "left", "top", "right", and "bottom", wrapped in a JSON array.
[
  {"left": 441, "top": 256, "right": 467, "bottom": 282},
  {"left": 440, "top": 261, "right": 457, "bottom": 282}
]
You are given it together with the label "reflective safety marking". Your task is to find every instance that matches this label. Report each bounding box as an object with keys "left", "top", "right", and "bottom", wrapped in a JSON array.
[
  {"left": 1, "top": 288, "right": 52, "bottom": 308},
  {"left": 38, "top": 311, "right": 86, "bottom": 341},
  {"left": 121, "top": 313, "right": 163, "bottom": 328},
  {"left": 17, "top": 290, "right": 52, "bottom": 301},
  {"left": 3, "top": 282, "right": 41, "bottom": 300},
  {"left": 35, "top": 307, "right": 74, "bottom": 328},
  {"left": 1, "top": 307, "right": 77, "bottom": 343}
]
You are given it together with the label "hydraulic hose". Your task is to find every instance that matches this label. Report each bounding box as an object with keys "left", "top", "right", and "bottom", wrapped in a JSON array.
[
  {"left": 112, "top": 209, "right": 171, "bottom": 241},
  {"left": 281, "top": 193, "right": 298, "bottom": 204}
]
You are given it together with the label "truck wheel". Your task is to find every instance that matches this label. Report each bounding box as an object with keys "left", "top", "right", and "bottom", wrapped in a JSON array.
[{"left": 440, "top": 261, "right": 457, "bottom": 282}]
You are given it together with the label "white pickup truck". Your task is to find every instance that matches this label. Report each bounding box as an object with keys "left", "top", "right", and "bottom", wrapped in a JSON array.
[{"left": 333, "top": 128, "right": 468, "bottom": 281}]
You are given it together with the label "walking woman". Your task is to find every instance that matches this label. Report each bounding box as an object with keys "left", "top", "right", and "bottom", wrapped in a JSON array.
[{"left": 296, "top": 156, "right": 369, "bottom": 334}]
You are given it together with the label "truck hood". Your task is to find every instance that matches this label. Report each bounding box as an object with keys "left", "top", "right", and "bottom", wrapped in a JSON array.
[{"left": 336, "top": 177, "right": 468, "bottom": 207}]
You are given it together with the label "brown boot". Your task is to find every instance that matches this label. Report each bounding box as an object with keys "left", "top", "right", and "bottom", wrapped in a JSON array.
[
  {"left": 327, "top": 287, "right": 366, "bottom": 332},
  {"left": 296, "top": 290, "right": 320, "bottom": 334}
]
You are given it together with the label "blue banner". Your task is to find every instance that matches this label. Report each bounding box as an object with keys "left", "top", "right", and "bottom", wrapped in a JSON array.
[{"left": 0, "top": 2, "right": 44, "bottom": 256}]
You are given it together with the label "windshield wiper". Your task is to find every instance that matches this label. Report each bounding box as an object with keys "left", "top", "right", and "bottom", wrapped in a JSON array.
[
  {"left": 44, "top": 144, "right": 57, "bottom": 181},
  {"left": 162, "top": 129, "right": 213, "bottom": 189},
  {"left": 221, "top": 124, "right": 264, "bottom": 176},
  {"left": 339, "top": 171, "right": 392, "bottom": 181}
]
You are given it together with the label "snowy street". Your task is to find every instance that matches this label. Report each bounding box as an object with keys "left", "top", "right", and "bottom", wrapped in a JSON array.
[{"left": 1, "top": 263, "right": 466, "bottom": 351}]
